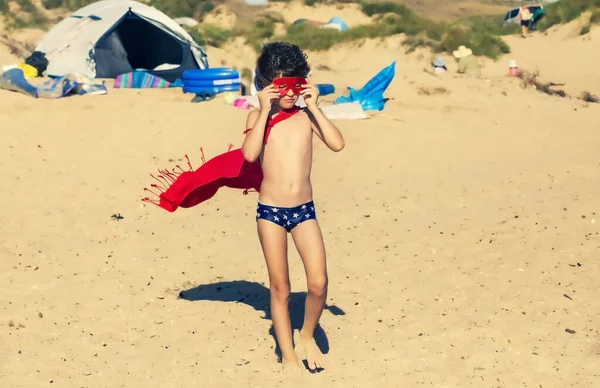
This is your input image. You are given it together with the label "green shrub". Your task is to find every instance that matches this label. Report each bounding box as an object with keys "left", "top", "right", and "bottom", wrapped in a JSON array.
[
  {"left": 580, "top": 25, "right": 591, "bottom": 34},
  {"left": 234, "top": 16, "right": 277, "bottom": 52},
  {"left": 20, "top": 0, "right": 37, "bottom": 13},
  {"left": 469, "top": 33, "right": 510, "bottom": 58},
  {"left": 0, "top": 0, "right": 9, "bottom": 14},
  {"left": 538, "top": 0, "right": 600, "bottom": 31},
  {"left": 284, "top": 24, "right": 347, "bottom": 51},
  {"left": 459, "top": 15, "right": 518, "bottom": 36},
  {"left": 187, "top": 24, "right": 231, "bottom": 48},
  {"left": 3, "top": 0, "right": 49, "bottom": 28},
  {"left": 42, "top": 0, "right": 97, "bottom": 9},
  {"left": 434, "top": 25, "right": 510, "bottom": 59},
  {"left": 149, "top": 0, "right": 215, "bottom": 18},
  {"left": 361, "top": 2, "right": 417, "bottom": 18},
  {"left": 253, "top": 17, "right": 275, "bottom": 39},
  {"left": 361, "top": 2, "right": 426, "bottom": 35},
  {"left": 425, "top": 21, "right": 445, "bottom": 41},
  {"left": 590, "top": 8, "right": 600, "bottom": 23}
]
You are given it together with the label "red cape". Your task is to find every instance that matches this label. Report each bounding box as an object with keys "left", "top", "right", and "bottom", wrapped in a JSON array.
[{"left": 142, "top": 106, "right": 300, "bottom": 212}]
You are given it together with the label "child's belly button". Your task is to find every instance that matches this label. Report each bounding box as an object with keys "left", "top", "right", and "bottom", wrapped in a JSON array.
[{"left": 280, "top": 181, "right": 303, "bottom": 193}]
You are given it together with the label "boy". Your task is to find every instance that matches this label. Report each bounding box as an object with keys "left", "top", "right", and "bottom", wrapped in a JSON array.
[{"left": 241, "top": 42, "right": 345, "bottom": 374}]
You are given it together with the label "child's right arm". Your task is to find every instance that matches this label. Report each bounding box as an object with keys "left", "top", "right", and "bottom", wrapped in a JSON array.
[
  {"left": 241, "top": 109, "right": 270, "bottom": 162},
  {"left": 241, "top": 84, "right": 278, "bottom": 162}
]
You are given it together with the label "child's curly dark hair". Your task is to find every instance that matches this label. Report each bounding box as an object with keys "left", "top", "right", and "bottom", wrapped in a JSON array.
[{"left": 254, "top": 42, "right": 311, "bottom": 90}]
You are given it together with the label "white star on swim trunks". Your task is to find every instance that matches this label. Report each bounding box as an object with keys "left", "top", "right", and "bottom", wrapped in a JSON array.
[
  {"left": 301, "top": 204, "right": 307, "bottom": 209},
  {"left": 310, "top": 207, "right": 314, "bottom": 211},
  {"left": 257, "top": 212, "right": 261, "bottom": 218},
  {"left": 272, "top": 207, "right": 279, "bottom": 213},
  {"left": 305, "top": 214, "right": 310, "bottom": 218},
  {"left": 274, "top": 216, "right": 279, "bottom": 221},
  {"left": 282, "top": 215, "right": 288, "bottom": 220},
  {"left": 293, "top": 213, "right": 299, "bottom": 218},
  {"left": 287, "top": 221, "right": 291, "bottom": 226}
]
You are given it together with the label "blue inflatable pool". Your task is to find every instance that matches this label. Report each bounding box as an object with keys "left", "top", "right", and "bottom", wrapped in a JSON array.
[
  {"left": 182, "top": 68, "right": 240, "bottom": 81},
  {"left": 183, "top": 84, "right": 241, "bottom": 95},
  {"left": 182, "top": 67, "right": 241, "bottom": 98}
]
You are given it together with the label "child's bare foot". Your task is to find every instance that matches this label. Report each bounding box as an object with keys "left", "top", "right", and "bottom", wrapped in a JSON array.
[
  {"left": 296, "top": 330, "right": 325, "bottom": 371},
  {"left": 281, "top": 355, "right": 303, "bottom": 376}
]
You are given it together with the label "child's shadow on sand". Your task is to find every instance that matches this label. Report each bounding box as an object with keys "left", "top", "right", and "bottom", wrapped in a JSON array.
[{"left": 178, "top": 280, "right": 345, "bottom": 362}]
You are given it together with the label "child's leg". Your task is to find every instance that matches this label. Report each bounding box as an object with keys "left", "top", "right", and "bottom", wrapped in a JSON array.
[
  {"left": 257, "top": 220, "right": 300, "bottom": 369},
  {"left": 290, "top": 219, "right": 327, "bottom": 370}
]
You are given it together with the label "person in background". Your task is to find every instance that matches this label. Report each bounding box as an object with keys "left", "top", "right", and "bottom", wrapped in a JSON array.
[
  {"left": 508, "top": 60, "right": 520, "bottom": 77},
  {"left": 452, "top": 45, "right": 481, "bottom": 78},
  {"left": 432, "top": 57, "right": 447, "bottom": 74},
  {"left": 518, "top": 5, "right": 533, "bottom": 37}
]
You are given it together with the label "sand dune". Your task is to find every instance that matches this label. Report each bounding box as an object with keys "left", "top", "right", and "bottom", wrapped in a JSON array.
[
  {"left": 264, "top": 2, "right": 371, "bottom": 26},
  {"left": 0, "top": 43, "right": 18, "bottom": 64},
  {"left": 497, "top": 21, "right": 600, "bottom": 97},
  {"left": 1, "top": 12, "right": 599, "bottom": 388}
]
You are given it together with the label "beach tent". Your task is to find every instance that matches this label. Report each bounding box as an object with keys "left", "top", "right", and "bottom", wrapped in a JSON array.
[{"left": 34, "top": 0, "right": 208, "bottom": 82}]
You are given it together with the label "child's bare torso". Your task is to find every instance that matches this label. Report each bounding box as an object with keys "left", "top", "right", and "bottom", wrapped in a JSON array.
[{"left": 258, "top": 110, "right": 313, "bottom": 207}]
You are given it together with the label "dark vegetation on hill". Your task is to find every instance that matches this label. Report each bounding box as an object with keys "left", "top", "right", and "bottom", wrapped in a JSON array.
[
  {"left": 0, "top": 0, "right": 599, "bottom": 59},
  {"left": 536, "top": 0, "right": 600, "bottom": 35},
  {"left": 42, "top": 0, "right": 96, "bottom": 9}
]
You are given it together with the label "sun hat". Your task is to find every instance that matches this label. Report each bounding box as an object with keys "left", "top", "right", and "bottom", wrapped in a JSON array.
[
  {"left": 452, "top": 45, "right": 473, "bottom": 59},
  {"left": 432, "top": 57, "right": 445, "bottom": 67},
  {"left": 508, "top": 59, "right": 518, "bottom": 68}
]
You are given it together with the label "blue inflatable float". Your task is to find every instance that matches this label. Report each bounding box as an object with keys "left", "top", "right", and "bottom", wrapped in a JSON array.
[
  {"left": 335, "top": 61, "right": 396, "bottom": 111},
  {"left": 182, "top": 68, "right": 241, "bottom": 99}
]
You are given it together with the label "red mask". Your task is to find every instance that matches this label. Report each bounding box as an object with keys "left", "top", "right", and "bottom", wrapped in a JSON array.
[{"left": 272, "top": 77, "right": 306, "bottom": 96}]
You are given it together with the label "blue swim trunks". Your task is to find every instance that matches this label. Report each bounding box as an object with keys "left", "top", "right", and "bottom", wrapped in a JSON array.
[{"left": 256, "top": 200, "right": 317, "bottom": 232}]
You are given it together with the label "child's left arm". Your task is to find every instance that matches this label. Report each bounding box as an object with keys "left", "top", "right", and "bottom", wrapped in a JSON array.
[{"left": 301, "top": 83, "right": 345, "bottom": 152}]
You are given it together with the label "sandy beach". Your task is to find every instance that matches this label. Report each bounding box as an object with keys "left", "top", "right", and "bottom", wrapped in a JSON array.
[{"left": 1, "top": 6, "right": 600, "bottom": 388}]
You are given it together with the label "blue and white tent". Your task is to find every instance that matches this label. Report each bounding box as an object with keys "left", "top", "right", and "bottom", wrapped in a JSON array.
[{"left": 35, "top": 0, "right": 209, "bottom": 82}]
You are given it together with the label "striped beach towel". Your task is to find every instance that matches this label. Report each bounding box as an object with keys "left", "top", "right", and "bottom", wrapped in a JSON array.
[{"left": 113, "top": 71, "right": 182, "bottom": 89}]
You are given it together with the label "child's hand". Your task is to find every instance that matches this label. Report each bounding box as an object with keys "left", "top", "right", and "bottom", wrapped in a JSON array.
[
  {"left": 258, "top": 84, "right": 279, "bottom": 112},
  {"left": 301, "top": 83, "right": 320, "bottom": 108}
]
